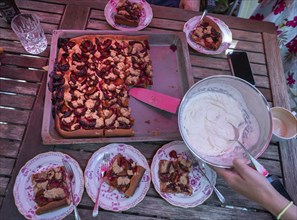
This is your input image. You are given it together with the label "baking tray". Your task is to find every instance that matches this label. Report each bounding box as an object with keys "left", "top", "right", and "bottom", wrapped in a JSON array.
[{"left": 42, "top": 30, "right": 194, "bottom": 145}]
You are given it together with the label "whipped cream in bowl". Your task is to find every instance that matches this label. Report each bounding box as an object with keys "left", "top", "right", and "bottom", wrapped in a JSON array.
[{"left": 178, "top": 76, "right": 272, "bottom": 168}]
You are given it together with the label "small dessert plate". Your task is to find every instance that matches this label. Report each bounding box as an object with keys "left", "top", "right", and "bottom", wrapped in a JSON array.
[
  {"left": 183, "top": 15, "right": 232, "bottom": 55},
  {"left": 84, "top": 143, "right": 151, "bottom": 211},
  {"left": 151, "top": 141, "right": 216, "bottom": 208},
  {"left": 104, "top": 0, "right": 153, "bottom": 31},
  {"left": 13, "top": 152, "right": 84, "bottom": 220}
]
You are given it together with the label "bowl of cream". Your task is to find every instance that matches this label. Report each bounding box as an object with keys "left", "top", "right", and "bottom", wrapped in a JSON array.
[{"left": 178, "top": 75, "right": 272, "bottom": 168}]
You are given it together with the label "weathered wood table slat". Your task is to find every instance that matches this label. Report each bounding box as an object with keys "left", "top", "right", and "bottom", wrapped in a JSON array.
[{"left": 0, "top": 0, "right": 296, "bottom": 219}]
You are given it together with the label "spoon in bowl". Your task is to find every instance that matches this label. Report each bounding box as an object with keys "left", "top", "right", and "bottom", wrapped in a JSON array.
[{"left": 228, "top": 122, "right": 269, "bottom": 177}]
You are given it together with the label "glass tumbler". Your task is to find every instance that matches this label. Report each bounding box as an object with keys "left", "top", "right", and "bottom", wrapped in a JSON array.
[{"left": 11, "top": 13, "right": 47, "bottom": 54}]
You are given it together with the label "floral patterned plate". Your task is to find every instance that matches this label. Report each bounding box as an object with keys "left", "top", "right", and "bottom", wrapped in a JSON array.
[
  {"left": 151, "top": 141, "right": 216, "bottom": 208},
  {"left": 104, "top": 0, "right": 153, "bottom": 31},
  {"left": 13, "top": 152, "right": 84, "bottom": 220},
  {"left": 84, "top": 143, "right": 151, "bottom": 211},
  {"left": 183, "top": 15, "right": 232, "bottom": 55}
]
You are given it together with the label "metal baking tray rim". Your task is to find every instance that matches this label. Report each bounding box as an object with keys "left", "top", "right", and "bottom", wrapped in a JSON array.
[{"left": 42, "top": 30, "right": 194, "bottom": 145}]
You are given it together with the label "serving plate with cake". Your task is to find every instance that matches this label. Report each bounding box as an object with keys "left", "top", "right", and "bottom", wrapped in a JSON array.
[
  {"left": 13, "top": 152, "right": 84, "bottom": 220},
  {"left": 84, "top": 143, "right": 151, "bottom": 211},
  {"left": 104, "top": 0, "right": 153, "bottom": 31},
  {"left": 151, "top": 141, "right": 216, "bottom": 208},
  {"left": 183, "top": 15, "right": 232, "bottom": 55}
]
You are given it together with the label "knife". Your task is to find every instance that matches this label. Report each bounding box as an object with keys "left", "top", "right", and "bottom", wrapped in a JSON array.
[
  {"left": 129, "top": 88, "right": 181, "bottom": 114},
  {"left": 266, "top": 174, "right": 292, "bottom": 201}
]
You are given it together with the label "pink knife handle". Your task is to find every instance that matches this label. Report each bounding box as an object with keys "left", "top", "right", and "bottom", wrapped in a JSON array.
[{"left": 92, "top": 178, "right": 103, "bottom": 217}]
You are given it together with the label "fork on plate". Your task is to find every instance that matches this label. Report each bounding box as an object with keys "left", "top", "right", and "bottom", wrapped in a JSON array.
[
  {"left": 92, "top": 152, "right": 110, "bottom": 217},
  {"left": 62, "top": 159, "right": 81, "bottom": 220}
]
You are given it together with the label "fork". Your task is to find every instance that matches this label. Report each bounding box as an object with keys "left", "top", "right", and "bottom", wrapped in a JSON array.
[
  {"left": 62, "top": 159, "right": 81, "bottom": 220},
  {"left": 92, "top": 152, "right": 110, "bottom": 217}
]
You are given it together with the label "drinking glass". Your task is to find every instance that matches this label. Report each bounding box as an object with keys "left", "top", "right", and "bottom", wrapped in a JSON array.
[{"left": 11, "top": 13, "right": 47, "bottom": 54}]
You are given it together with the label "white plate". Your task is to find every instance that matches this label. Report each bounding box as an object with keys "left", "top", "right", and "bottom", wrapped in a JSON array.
[
  {"left": 84, "top": 143, "right": 151, "bottom": 211},
  {"left": 104, "top": 0, "right": 153, "bottom": 31},
  {"left": 183, "top": 15, "right": 232, "bottom": 55},
  {"left": 151, "top": 141, "right": 216, "bottom": 208},
  {"left": 13, "top": 152, "right": 84, "bottom": 220}
]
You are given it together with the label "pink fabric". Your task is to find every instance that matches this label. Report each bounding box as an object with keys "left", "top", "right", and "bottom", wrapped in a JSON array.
[{"left": 250, "top": 0, "right": 297, "bottom": 112}]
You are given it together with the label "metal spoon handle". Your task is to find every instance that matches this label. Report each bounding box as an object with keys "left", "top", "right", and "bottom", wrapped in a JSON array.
[
  {"left": 213, "top": 186, "right": 226, "bottom": 204},
  {"left": 198, "top": 166, "right": 225, "bottom": 203},
  {"left": 228, "top": 123, "right": 269, "bottom": 177},
  {"left": 73, "top": 206, "right": 81, "bottom": 220},
  {"left": 198, "top": 9, "right": 207, "bottom": 25},
  {"left": 237, "top": 141, "right": 269, "bottom": 177}
]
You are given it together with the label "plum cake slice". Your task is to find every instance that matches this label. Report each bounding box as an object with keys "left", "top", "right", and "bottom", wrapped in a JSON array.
[
  {"left": 158, "top": 154, "right": 192, "bottom": 195},
  {"left": 31, "top": 166, "right": 70, "bottom": 215},
  {"left": 103, "top": 154, "right": 145, "bottom": 197},
  {"left": 114, "top": 0, "right": 143, "bottom": 27}
]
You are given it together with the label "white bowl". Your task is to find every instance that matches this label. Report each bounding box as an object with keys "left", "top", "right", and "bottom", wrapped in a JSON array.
[{"left": 178, "top": 75, "right": 272, "bottom": 168}]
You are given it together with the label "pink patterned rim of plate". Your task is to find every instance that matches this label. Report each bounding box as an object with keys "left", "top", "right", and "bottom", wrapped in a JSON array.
[
  {"left": 151, "top": 141, "right": 216, "bottom": 208},
  {"left": 84, "top": 143, "right": 151, "bottom": 211},
  {"left": 13, "top": 151, "right": 84, "bottom": 220},
  {"left": 104, "top": 0, "right": 153, "bottom": 31},
  {"left": 183, "top": 15, "right": 232, "bottom": 55}
]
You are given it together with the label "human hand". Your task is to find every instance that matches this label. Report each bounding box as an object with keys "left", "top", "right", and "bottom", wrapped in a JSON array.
[
  {"left": 212, "top": 159, "right": 297, "bottom": 218},
  {"left": 179, "top": 0, "right": 200, "bottom": 11},
  {"left": 213, "top": 159, "right": 277, "bottom": 205}
]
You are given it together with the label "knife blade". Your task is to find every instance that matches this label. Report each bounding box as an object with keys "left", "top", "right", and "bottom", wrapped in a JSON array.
[{"left": 129, "top": 88, "right": 181, "bottom": 114}]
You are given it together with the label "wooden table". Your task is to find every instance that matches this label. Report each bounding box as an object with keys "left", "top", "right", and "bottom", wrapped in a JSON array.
[{"left": 0, "top": 0, "right": 296, "bottom": 219}]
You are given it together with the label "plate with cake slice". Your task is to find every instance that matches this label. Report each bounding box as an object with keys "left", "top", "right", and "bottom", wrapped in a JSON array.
[
  {"left": 104, "top": 0, "right": 153, "bottom": 31},
  {"left": 84, "top": 143, "right": 151, "bottom": 211},
  {"left": 183, "top": 15, "right": 232, "bottom": 55},
  {"left": 151, "top": 141, "right": 216, "bottom": 208},
  {"left": 13, "top": 152, "right": 84, "bottom": 220}
]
